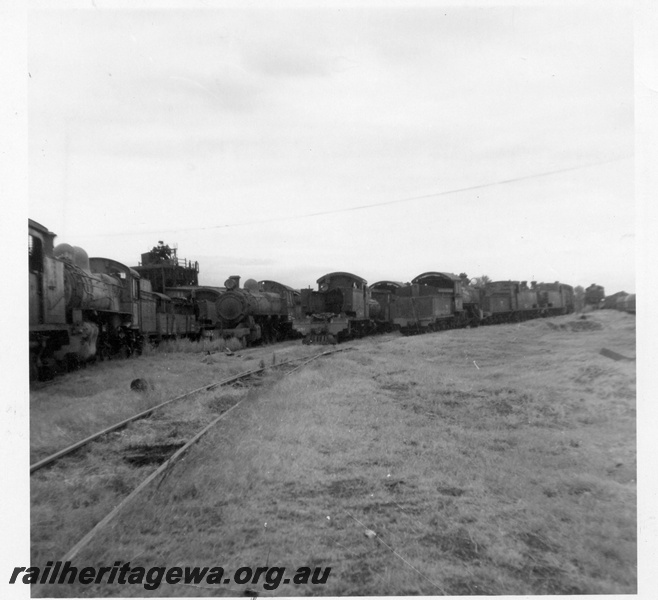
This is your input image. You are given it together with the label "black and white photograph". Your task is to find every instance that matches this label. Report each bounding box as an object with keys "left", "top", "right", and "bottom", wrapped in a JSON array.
[{"left": 5, "top": 0, "right": 654, "bottom": 597}]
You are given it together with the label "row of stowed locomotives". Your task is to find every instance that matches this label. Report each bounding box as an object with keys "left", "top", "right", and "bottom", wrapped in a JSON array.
[
  {"left": 294, "top": 271, "right": 575, "bottom": 343},
  {"left": 28, "top": 218, "right": 578, "bottom": 377},
  {"left": 479, "top": 280, "right": 575, "bottom": 324},
  {"left": 29, "top": 219, "right": 303, "bottom": 378}
]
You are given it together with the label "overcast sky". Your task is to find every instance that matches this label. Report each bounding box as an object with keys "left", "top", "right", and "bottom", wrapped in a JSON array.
[{"left": 27, "top": 1, "right": 634, "bottom": 293}]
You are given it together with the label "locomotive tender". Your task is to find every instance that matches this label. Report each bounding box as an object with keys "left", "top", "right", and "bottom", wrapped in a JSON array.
[{"left": 389, "top": 272, "right": 482, "bottom": 334}]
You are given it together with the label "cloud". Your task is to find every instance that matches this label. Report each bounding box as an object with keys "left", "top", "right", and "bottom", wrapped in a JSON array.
[
  {"left": 27, "top": 5, "right": 635, "bottom": 294},
  {"left": 242, "top": 45, "right": 332, "bottom": 79}
]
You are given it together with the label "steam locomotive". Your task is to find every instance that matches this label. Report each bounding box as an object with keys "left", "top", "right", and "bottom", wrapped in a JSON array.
[
  {"left": 208, "top": 276, "right": 298, "bottom": 346},
  {"left": 29, "top": 219, "right": 151, "bottom": 379},
  {"left": 585, "top": 284, "right": 605, "bottom": 309},
  {"left": 296, "top": 272, "right": 381, "bottom": 344}
]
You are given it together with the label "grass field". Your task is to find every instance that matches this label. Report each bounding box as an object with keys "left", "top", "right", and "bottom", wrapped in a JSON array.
[{"left": 30, "top": 310, "right": 636, "bottom": 596}]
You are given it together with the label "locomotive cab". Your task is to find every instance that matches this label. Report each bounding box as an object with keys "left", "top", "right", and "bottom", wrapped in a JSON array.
[
  {"left": 29, "top": 220, "right": 66, "bottom": 329},
  {"left": 87, "top": 257, "right": 144, "bottom": 355},
  {"left": 369, "top": 281, "right": 403, "bottom": 329},
  {"left": 297, "top": 272, "right": 376, "bottom": 343},
  {"left": 306, "top": 272, "right": 370, "bottom": 318}
]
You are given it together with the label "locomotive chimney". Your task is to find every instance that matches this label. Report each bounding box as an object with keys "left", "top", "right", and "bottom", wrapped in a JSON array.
[{"left": 224, "top": 275, "right": 241, "bottom": 290}]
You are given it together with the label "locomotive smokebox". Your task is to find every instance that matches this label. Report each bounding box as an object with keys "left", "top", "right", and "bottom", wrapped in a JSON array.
[{"left": 216, "top": 292, "right": 247, "bottom": 326}]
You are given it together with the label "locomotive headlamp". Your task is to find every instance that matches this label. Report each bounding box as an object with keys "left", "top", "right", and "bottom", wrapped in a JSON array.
[{"left": 320, "top": 283, "right": 329, "bottom": 292}]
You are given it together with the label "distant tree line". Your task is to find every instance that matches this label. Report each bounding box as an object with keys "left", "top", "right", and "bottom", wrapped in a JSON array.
[
  {"left": 459, "top": 273, "right": 491, "bottom": 288},
  {"left": 149, "top": 241, "right": 173, "bottom": 261}
]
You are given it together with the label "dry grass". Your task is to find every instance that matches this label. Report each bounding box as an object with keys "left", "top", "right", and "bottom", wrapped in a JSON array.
[
  {"left": 29, "top": 340, "right": 308, "bottom": 463},
  {"left": 31, "top": 311, "right": 636, "bottom": 596},
  {"left": 141, "top": 336, "right": 244, "bottom": 356}
]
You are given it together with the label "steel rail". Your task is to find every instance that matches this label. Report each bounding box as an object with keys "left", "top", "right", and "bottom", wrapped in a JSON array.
[
  {"left": 59, "top": 345, "right": 352, "bottom": 562},
  {"left": 30, "top": 350, "right": 346, "bottom": 474}
]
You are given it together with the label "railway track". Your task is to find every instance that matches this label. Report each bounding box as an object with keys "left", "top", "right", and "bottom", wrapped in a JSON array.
[
  {"left": 31, "top": 348, "right": 350, "bottom": 473},
  {"left": 31, "top": 346, "right": 353, "bottom": 565}
]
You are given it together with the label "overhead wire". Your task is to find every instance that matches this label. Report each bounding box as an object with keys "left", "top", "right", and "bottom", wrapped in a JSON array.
[{"left": 74, "top": 154, "right": 631, "bottom": 238}]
